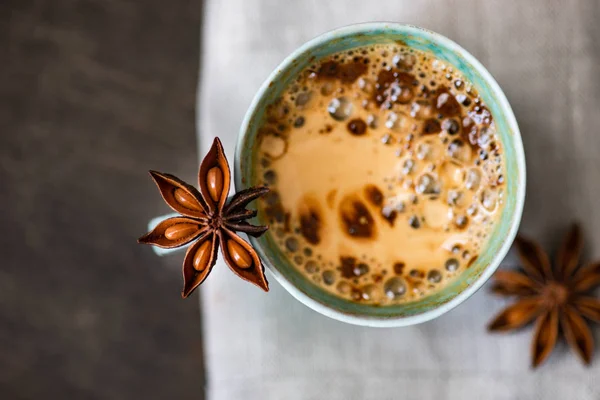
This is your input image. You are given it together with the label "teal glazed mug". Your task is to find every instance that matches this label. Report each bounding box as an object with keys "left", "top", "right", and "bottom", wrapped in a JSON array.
[{"left": 234, "top": 23, "right": 526, "bottom": 327}]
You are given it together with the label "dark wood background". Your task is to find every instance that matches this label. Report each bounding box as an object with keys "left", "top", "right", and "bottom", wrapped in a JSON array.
[{"left": 0, "top": 0, "right": 205, "bottom": 398}]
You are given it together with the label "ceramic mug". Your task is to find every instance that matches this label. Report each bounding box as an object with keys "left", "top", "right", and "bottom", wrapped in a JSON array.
[
  {"left": 232, "top": 22, "right": 526, "bottom": 327},
  {"left": 149, "top": 23, "right": 525, "bottom": 326}
]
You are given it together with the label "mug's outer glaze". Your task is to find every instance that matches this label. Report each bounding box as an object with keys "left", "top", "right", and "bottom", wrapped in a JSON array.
[{"left": 235, "top": 23, "right": 526, "bottom": 327}]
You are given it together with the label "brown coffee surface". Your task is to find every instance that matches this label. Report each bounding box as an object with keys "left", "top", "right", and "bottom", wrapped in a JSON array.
[{"left": 254, "top": 44, "right": 505, "bottom": 305}]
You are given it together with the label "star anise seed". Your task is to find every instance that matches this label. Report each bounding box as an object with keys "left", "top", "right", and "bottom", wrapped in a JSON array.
[
  {"left": 138, "top": 137, "right": 270, "bottom": 297},
  {"left": 487, "top": 224, "right": 600, "bottom": 368}
]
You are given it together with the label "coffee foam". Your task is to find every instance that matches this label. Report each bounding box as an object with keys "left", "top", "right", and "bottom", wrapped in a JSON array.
[{"left": 254, "top": 44, "right": 505, "bottom": 305}]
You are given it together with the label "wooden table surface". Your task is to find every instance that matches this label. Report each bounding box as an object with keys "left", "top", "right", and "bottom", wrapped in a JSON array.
[{"left": 1, "top": 0, "right": 205, "bottom": 398}]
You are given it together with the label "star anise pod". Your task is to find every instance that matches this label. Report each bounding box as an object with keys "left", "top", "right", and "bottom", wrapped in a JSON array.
[
  {"left": 487, "top": 224, "right": 600, "bottom": 368},
  {"left": 138, "top": 137, "right": 270, "bottom": 297}
]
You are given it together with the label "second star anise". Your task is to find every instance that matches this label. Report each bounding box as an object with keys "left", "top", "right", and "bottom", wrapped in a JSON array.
[
  {"left": 488, "top": 224, "right": 600, "bottom": 368},
  {"left": 138, "top": 137, "right": 270, "bottom": 297}
]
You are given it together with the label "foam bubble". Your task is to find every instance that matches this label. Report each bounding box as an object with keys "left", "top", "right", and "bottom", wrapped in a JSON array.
[
  {"left": 361, "top": 284, "right": 379, "bottom": 301},
  {"left": 442, "top": 118, "right": 460, "bottom": 135},
  {"left": 327, "top": 97, "right": 353, "bottom": 121},
  {"left": 416, "top": 173, "right": 440, "bottom": 195},
  {"left": 293, "top": 116, "right": 305, "bottom": 128},
  {"left": 456, "top": 94, "right": 471, "bottom": 106},
  {"left": 416, "top": 142, "right": 432, "bottom": 160},
  {"left": 385, "top": 111, "right": 399, "bottom": 129},
  {"left": 366, "top": 114, "right": 378, "bottom": 128},
  {"left": 393, "top": 53, "right": 416, "bottom": 70},
  {"left": 447, "top": 190, "right": 464, "bottom": 207},
  {"left": 333, "top": 281, "right": 350, "bottom": 295},
  {"left": 305, "top": 260, "right": 318, "bottom": 273},
  {"left": 321, "top": 82, "right": 334, "bottom": 96},
  {"left": 454, "top": 215, "right": 469, "bottom": 229},
  {"left": 260, "top": 133, "right": 287, "bottom": 159},
  {"left": 381, "top": 133, "right": 393, "bottom": 145},
  {"left": 384, "top": 277, "right": 407, "bottom": 299},
  {"left": 440, "top": 161, "right": 464, "bottom": 187},
  {"left": 480, "top": 188, "right": 498, "bottom": 211},
  {"left": 357, "top": 77, "right": 373, "bottom": 94},
  {"left": 353, "top": 262, "right": 369, "bottom": 277},
  {"left": 477, "top": 127, "right": 493, "bottom": 149},
  {"left": 447, "top": 139, "right": 471, "bottom": 162},
  {"left": 466, "top": 204, "right": 478, "bottom": 216},
  {"left": 409, "top": 269, "right": 424, "bottom": 279},
  {"left": 427, "top": 269, "right": 442, "bottom": 283},
  {"left": 347, "top": 118, "right": 367, "bottom": 135},
  {"left": 465, "top": 168, "right": 481, "bottom": 190},
  {"left": 322, "top": 269, "right": 336, "bottom": 285},
  {"left": 285, "top": 237, "right": 299, "bottom": 252},
  {"left": 409, "top": 215, "right": 420, "bottom": 229},
  {"left": 410, "top": 100, "right": 434, "bottom": 119},
  {"left": 402, "top": 158, "right": 415, "bottom": 175},
  {"left": 445, "top": 258, "right": 459, "bottom": 272},
  {"left": 295, "top": 91, "right": 312, "bottom": 107}
]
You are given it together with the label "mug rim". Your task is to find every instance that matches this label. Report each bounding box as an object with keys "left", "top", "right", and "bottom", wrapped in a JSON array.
[{"left": 235, "top": 22, "right": 526, "bottom": 327}]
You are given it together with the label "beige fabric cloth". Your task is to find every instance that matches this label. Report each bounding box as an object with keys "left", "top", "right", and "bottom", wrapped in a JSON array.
[{"left": 197, "top": 1, "right": 600, "bottom": 398}]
